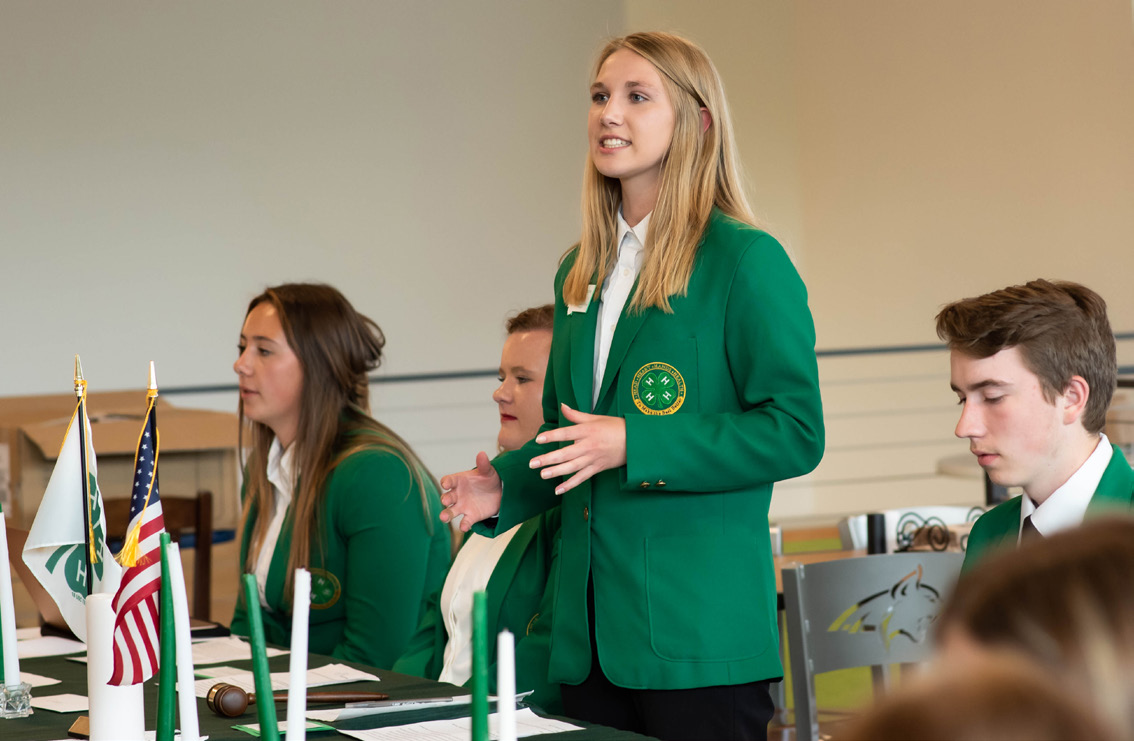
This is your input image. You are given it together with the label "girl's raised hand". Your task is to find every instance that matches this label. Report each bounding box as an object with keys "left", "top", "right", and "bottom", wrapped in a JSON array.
[
  {"left": 529, "top": 403, "right": 627, "bottom": 495},
  {"left": 439, "top": 451, "right": 503, "bottom": 531}
]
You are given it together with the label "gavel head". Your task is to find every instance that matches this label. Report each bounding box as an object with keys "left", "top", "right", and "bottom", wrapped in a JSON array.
[{"left": 206, "top": 682, "right": 251, "bottom": 717}]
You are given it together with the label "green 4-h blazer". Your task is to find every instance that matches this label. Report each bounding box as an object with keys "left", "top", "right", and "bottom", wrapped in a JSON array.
[
  {"left": 231, "top": 447, "right": 451, "bottom": 669},
  {"left": 963, "top": 444, "right": 1134, "bottom": 570},
  {"left": 477, "top": 210, "right": 825, "bottom": 691},
  {"left": 393, "top": 509, "right": 562, "bottom": 713}
]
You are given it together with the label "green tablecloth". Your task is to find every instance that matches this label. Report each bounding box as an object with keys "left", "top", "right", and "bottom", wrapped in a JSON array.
[{"left": 8, "top": 651, "right": 654, "bottom": 740}]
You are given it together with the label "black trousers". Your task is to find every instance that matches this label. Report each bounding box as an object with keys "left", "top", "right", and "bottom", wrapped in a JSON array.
[{"left": 560, "top": 580, "right": 774, "bottom": 741}]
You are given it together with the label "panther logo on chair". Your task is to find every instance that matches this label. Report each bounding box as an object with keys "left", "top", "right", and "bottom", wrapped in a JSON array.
[{"left": 827, "top": 564, "right": 944, "bottom": 649}]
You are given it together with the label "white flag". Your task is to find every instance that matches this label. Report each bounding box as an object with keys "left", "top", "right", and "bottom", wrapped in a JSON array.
[{"left": 22, "top": 399, "right": 121, "bottom": 643}]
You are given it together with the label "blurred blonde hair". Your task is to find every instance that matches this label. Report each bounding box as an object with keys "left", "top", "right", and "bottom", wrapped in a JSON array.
[
  {"left": 937, "top": 517, "right": 1134, "bottom": 737},
  {"left": 838, "top": 650, "right": 1114, "bottom": 741}
]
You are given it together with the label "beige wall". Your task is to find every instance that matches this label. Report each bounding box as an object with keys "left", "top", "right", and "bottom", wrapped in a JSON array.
[{"left": 796, "top": 0, "right": 1134, "bottom": 349}]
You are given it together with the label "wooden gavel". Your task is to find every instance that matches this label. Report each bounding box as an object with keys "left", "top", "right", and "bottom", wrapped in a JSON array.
[{"left": 206, "top": 682, "right": 389, "bottom": 718}]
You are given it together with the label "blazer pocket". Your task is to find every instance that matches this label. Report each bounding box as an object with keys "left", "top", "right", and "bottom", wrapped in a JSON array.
[
  {"left": 619, "top": 337, "right": 698, "bottom": 417},
  {"left": 645, "top": 532, "right": 770, "bottom": 662}
]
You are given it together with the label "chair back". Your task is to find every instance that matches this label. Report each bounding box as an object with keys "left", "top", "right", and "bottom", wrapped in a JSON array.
[
  {"left": 782, "top": 551, "right": 963, "bottom": 741},
  {"left": 105, "top": 490, "right": 213, "bottom": 620},
  {"left": 839, "top": 505, "right": 985, "bottom": 553}
]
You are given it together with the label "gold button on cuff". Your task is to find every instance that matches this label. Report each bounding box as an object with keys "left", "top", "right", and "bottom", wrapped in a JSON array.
[
  {"left": 656, "top": 480, "right": 666, "bottom": 487},
  {"left": 583, "top": 506, "right": 590, "bottom": 521},
  {"left": 640, "top": 482, "right": 651, "bottom": 489}
]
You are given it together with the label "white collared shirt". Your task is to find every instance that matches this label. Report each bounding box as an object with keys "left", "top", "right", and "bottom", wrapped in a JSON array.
[
  {"left": 254, "top": 437, "right": 296, "bottom": 608},
  {"left": 437, "top": 524, "right": 521, "bottom": 686},
  {"left": 593, "top": 210, "right": 649, "bottom": 407},
  {"left": 1020, "top": 433, "right": 1112, "bottom": 541}
]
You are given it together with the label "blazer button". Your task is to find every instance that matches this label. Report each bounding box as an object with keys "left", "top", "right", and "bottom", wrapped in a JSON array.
[
  {"left": 640, "top": 482, "right": 651, "bottom": 489},
  {"left": 656, "top": 480, "right": 666, "bottom": 488},
  {"left": 583, "top": 506, "right": 590, "bottom": 521}
]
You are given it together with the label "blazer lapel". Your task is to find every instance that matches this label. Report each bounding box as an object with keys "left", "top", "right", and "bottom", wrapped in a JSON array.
[
  {"left": 484, "top": 521, "right": 538, "bottom": 634},
  {"left": 567, "top": 293, "right": 600, "bottom": 413},
  {"left": 594, "top": 292, "right": 649, "bottom": 412},
  {"left": 1087, "top": 444, "right": 1134, "bottom": 515}
]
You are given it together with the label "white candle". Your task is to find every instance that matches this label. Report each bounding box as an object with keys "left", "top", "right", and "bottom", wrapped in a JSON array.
[
  {"left": 287, "top": 568, "right": 311, "bottom": 741},
  {"left": 496, "top": 629, "right": 516, "bottom": 741},
  {"left": 165, "top": 543, "right": 201, "bottom": 741},
  {"left": 0, "top": 513, "right": 21, "bottom": 688},
  {"left": 86, "top": 593, "right": 145, "bottom": 741}
]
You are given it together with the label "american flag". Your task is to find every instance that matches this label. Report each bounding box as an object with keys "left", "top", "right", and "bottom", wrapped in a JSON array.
[{"left": 108, "top": 394, "right": 165, "bottom": 686}]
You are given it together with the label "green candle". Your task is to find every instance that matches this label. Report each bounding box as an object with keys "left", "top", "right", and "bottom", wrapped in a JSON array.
[
  {"left": 156, "top": 533, "right": 176, "bottom": 741},
  {"left": 471, "top": 589, "right": 488, "bottom": 741},
  {"left": 242, "top": 573, "right": 280, "bottom": 741}
]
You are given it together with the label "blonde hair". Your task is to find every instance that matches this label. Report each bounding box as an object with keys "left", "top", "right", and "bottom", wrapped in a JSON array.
[
  {"left": 238, "top": 283, "right": 437, "bottom": 604},
  {"left": 563, "top": 31, "right": 757, "bottom": 314}
]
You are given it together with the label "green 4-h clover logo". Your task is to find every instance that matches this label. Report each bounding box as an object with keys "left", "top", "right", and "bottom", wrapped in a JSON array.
[
  {"left": 631, "top": 362, "right": 686, "bottom": 415},
  {"left": 309, "top": 568, "right": 342, "bottom": 610}
]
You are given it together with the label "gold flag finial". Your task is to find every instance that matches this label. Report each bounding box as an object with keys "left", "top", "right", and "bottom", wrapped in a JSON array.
[{"left": 74, "top": 354, "right": 86, "bottom": 398}]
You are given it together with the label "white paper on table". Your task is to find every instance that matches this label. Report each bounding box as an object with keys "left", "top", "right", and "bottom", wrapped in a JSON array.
[
  {"left": 190, "top": 636, "right": 287, "bottom": 665},
  {"left": 306, "top": 696, "right": 470, "bottom": 722},
  {"left": 335, "top": 708, "right": 581, "bottom": 740},
  {"left": 15, "top": 636, "right": 86, "bottom": 658},
  {"left": 306, "top": 690, "right": 534, "bottom": 722},
  {"left": 30, "top": 692, "right": 89, "bottom": 713},
  {"left": 193, "top": 662, "right": 380, "bottom": 698},
  {"left": 18, "top": 671, "right": 61, "bottom": 688},
  {"left": 142, "top": 733, "right": 211, "bottom": 741}
]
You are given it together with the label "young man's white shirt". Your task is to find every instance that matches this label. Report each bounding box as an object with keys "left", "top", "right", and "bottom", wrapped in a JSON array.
[{"left": 1019, "top": 433, "right": 1112, "bottom": 541}]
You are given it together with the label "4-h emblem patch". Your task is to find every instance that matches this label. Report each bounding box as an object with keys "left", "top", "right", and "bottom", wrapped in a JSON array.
[
  {"left": 631, "top": 362, "right": 686, "bottom": 415},
  {"left": 309, "top": 568, "right": 342, "bottom": 610}
]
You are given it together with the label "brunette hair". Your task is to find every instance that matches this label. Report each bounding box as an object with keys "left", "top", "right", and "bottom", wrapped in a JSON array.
[
  {"left": 505, "top": 304, "right": 553, "bottom": 335},
  {"left": 937, "top": 518, "right": 1134, "bottom": 735},
  {"left": 935, "top": 279, "right": 1116, "bottom": 433},
  {"left": 563, "top": 31, "right": 757, "bottom": 314},
  {"left": 238, "top": 283, "right": 437, "bottom": 601}
]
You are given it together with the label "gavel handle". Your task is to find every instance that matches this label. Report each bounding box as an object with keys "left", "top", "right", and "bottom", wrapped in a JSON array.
[{"left": 267, "top": 691, "right": 389, "bottom": 704}]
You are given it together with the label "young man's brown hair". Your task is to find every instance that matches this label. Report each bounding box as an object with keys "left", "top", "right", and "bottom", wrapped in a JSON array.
[{"left": 935, "top": 279, "right": 1116, "bottom": 434}]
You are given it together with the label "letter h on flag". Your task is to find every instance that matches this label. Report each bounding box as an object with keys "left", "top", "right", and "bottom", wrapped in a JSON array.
[{"left": 108, "top": 389, "right": 166, "bottom": 686}]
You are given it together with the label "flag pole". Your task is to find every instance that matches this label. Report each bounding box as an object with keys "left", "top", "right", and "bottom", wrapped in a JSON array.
[{"left": 75, "top": 355, "right": 94, "bottom": 598}]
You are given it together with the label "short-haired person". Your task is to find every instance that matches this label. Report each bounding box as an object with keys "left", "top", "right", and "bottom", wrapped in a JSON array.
[
  {"left": 935, "top": 279, "right": 1132, "bottom": 569},
  {"left": 229, "top": 283, "right": 451, "bottom": 668},
  {"left": 438, "top": 32, "right": 824, "bottom": 741},
  {"left": 394, "top": 305, "right": 562, "bottom": 712}
]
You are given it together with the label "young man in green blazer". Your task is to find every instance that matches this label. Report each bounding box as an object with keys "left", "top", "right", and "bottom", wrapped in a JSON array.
[{"left": 936, "top": 279, "right": 1133, "bottom": 571}]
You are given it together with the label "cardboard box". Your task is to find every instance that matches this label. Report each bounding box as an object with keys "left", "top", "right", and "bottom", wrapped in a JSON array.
[{"left": 0, "top": 391, "right": 240, "bottom": 532}]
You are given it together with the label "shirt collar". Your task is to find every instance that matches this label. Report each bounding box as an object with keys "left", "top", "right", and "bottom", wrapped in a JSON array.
[
  {"left": 266, "top": 437, "right": 296, "bottom": 502},
  {"left": 1022, "top": 433, "right": 1112, "bottom": 536},
  {"left": 616, "top": 209, "right": 651, "bottom": 253}
]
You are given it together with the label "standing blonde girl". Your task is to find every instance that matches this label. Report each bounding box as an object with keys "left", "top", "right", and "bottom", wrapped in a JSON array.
[{"left": 440, "top": 32, "right": 823, "bottom": 740}]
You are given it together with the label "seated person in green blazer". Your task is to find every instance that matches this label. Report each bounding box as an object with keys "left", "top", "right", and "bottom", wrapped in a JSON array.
[
  {"left": 935, "top": 279, "right": 1133, "bottom": 570},
  {"left": 394, "top": 305, "right": 562, "bottom": 713},
  {"left": 229, "top": 283, "right": 451, "bottom": 668}
]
